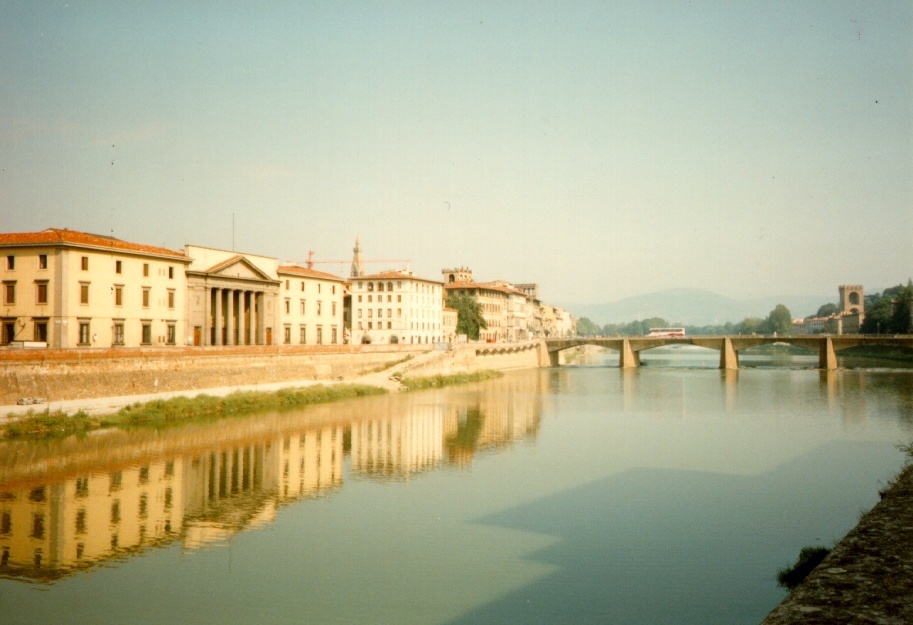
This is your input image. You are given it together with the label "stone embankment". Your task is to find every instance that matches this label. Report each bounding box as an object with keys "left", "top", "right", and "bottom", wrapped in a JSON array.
[
  {"left": 0, "top": 340, "right": 549, "bottom": 419},
  {"left": 761, "top": 461, "right": 913, "bottom": 624}
]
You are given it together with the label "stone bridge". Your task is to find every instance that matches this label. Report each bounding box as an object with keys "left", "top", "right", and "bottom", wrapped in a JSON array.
[{"left": 545, "top": 335, "right": 913, "bottom": 370}]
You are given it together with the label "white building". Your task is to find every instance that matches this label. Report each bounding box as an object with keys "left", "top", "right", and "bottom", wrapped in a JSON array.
[{"left": 350, "top": 271, "right": 444, "bottom": 345}]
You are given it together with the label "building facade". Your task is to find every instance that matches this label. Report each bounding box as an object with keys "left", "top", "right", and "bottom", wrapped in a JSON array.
[
  {"left": 276, "top": 265, "right": 347, "bottom": 345},
  {"left": 0, "top": 229, "right": 190, "bottom": 349},
  {"left": 350, "top": 271, "right": 444, "bottom": 345}
]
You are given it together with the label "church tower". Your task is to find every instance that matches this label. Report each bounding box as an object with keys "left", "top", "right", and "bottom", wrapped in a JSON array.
[{"left": 351, "top": 236, "right": 364, "bottom": 278}]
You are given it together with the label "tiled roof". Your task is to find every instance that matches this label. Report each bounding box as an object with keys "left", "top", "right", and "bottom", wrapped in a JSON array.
[
  {"left": 444, "top": 280, "right": 524, "bottom": 296},
  {"left": 356, "top": 270, "right": 442, "bottom": 284},
  {"left": 0, "top": 228, "right": 188, "bottom": 260},
  {"left": 278, "top": 264, "right": 347, "bottom": 282}
]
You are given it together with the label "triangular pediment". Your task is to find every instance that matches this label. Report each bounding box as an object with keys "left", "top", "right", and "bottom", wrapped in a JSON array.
[{"left": 205, "top": 256, "right": 274, "bottom": 281}]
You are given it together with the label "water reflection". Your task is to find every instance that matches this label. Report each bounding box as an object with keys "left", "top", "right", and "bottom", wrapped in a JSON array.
[{"left": 0, "top": 376, "right": 542, "bottom": 582}]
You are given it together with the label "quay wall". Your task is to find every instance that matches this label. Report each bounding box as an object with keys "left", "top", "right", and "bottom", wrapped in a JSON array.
[
  {"left": 0, "top": 340, "right": 550, "bottom": 407},
  {"left": 0, "top": 345, "right": 423, "bottom": 406}
]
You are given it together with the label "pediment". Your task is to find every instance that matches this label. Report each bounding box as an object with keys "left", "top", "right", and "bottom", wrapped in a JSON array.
[{"left": 205, "top": 256, "right": 274, "bottom": 281}]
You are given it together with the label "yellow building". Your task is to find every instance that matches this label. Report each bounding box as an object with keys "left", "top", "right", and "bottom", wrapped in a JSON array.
[
  {"left": 350, "top": 270, "right": 444, "bottom": 345},
  {"left": 276, "top": 265, "right": 347, "bottom": 345},
  {"left": 0, "top": 228, "right": 190, "bottom": 349}
]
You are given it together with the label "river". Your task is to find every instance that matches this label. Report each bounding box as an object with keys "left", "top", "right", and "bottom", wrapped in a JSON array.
[{"left": 2, "top": 348, "right": 912, "bottom": 624}]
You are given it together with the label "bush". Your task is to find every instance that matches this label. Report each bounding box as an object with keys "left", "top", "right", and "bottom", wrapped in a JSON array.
[{"left": 777, "top": 546, "right": 831, "bottom": 589}]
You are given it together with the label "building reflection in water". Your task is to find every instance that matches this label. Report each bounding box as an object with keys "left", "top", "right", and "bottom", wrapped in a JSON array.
[{"left": 0, "top": 375, "right": 541, "bottom": 582}]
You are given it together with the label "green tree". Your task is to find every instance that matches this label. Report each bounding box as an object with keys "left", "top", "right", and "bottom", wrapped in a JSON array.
[
  {"left": 736, "top": 317, "right": 766, "bottom": 335},
  {"left": 446, "top": 293, "right": 487, "bottom": 340},
  {"left": 767, "top": 304, "right": 792, "bottom": 335},
  {"left": 860, "top": 295, "right": 893, "bottom": 334},
  {"left": 577, "top": 317, "right": 602, "bottom": 336},
  {"left": 813, "top": 303, "right": 838, "bottom": 318},
  {"left": 889, "top": 281, "right": 913, "bottom": 334}
]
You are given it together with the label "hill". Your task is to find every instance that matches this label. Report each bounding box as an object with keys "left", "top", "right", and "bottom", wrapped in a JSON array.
[{"left": 564, "top": 288, "right": 831, "bottom": 326}]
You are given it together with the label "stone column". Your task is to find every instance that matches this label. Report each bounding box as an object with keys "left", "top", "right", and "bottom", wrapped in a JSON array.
[
  {"left": 213, "top": 288, "right": 223, "bottom": 346},
  {"left": 203, "top": 286, "right": 212, "bottom": 346},
  {"left": 238, "top": 291, "right": 247, "bottom": 345},
  {"left": 226, "top": 289, "right": 235, "bottom": 345}
]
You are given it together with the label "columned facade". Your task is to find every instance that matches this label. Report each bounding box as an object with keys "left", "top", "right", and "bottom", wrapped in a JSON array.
[{"left": 185, "top": 248, "right": 280, "bottom": 347}]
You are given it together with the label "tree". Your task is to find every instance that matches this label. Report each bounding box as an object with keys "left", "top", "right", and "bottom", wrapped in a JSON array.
[
  {"left": 813, "top": 303, "right": 838, "bottom": 318},
  {"left": 889, "top": 281, "right": 913, "bottom": 334},
  {"left": 577, "top": 317, "right": 602, "bottom": 336},
  {"left": 446, "top": 293, "right": 487, "bottom": 340},
  {"left": 767, "top": 304, "right": 792, "bottom": 335},
  {"left": 736, "top": 317, "right": 766, "bottom": 335}
]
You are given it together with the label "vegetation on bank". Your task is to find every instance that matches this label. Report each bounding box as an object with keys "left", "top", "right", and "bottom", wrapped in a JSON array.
[
  {"left": 398, "top": 370, "right": 503, "bottom": 391},
  {"left": 776, "top": 546, "right": 832, "bottom": 589},
  {"left": 2, "top": 384, "right": 387, "bottom": 440}
]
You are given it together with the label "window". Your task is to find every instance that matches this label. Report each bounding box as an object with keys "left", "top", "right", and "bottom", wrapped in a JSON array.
[
  {"left": 300, "top": 281, "right": 305, "bottom": 291},
  {"left": 142, "top": 288, "right": 150, "bottom": 308},
  {"left": 283, "top": 325, "right": 291, "bottom": 344},
  {"left": 38, "top": 255, "right": 47, "bottom": 269},
  {"left": 387, "top": 282, "right": 393, "bottom": 291},
  {"left": 284, "top": 298, "right": 290, "bottom": 314},
  {"left": 115, "top": 286, "right": 123, "bottom": 306},
  {"left": 5, "top": 256, "right": 14, "bottom": 270},
  {"left": 143, "top": 263, "right": 149, "bottom": 277},
  {"left": 115, "top": 260, "right": 122, "bottom": 274},
  {"left": 81, "top": 256, "right": 89, "bottom": 270},
  {"left": 141, "top": 322, "right": 152, "bottom": 345},
  {"left": 34, "top": 320, "right": 48, "bottom": 342},
  {"left": 167, "top": 290, "right": 175, "bottom": 309},
  {"left": 2, "top": 321, "right": 14, "bottom": 344},
  {"left": 300, "top": 300, "right": 305, "bottom": 315},
  {"left": 331, "top": 302, "right": 337, "bottom": 316},
  {"left": 4, "top": 282, "right": 14, "bottom": 304},
  {"left": 316, "top": 301, "right": 322, "bottom": 315},
  {"left": 332, "top": 285, "right": 336, "bottom": 294},
  {"left": 378, "top": 282, "right": 384, "bottom": 292},
  {"left": 80, "top": 283, "right": 89, "bottom": 304},
  {"left": 168, "top": 266, "right": 174, "bottom": 279},
  {"left": 316, "top": 326, "right": 323, "bottom": 344},
  {"left": 79, "top": 320, "right": 90, "bottom": 345},
  {"left": 285, "top": 280, "right": 290, "bottom": 290},
  {"left": 167, "top": 323, "right": 176, "bottom": 345},
  {"left": 36, "top": 282, "right": 48, "bottom": 304},
  {"left": 113, "top": 322, "right": 125, "bottom": 345},
  {"left": 299, "top": 325, "right": 306, "bottom": 344},
  {"left": 331, "top": 326, "right": 338, "bottom": 344},
  {"left": 317, "top": 284, "right": 321, "bottom": 293}
]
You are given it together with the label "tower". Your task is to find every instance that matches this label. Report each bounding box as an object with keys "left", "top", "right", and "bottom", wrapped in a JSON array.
[
  {"left": 351, "top": 236, "right": 364, "bottom": 278},
  {"left": 442, "top": 267, "right": 473, "bottom": 283},
  {"left": 838, "top": 285, "right": 864, "bottom": 315}
]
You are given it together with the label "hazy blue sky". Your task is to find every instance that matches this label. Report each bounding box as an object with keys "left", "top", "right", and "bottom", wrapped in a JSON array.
[{"left": 2, "top": 1, "right": 910, "bottom": 305}]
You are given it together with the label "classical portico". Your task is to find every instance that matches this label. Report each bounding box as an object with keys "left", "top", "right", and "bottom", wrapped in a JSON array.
[{"left": 185, "top": 249, "right": 280, "bottom": 346}]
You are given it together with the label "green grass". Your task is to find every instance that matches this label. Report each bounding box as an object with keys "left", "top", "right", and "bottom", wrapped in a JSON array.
[
  {"left": 2, "top": 384, "right": 387, "bottom": 439},
  {"left": 400, "top": 370, "right": 503, "bottom": 391},
  {"left": 777, "top": 546, "right": 831, "bottom": 589}
]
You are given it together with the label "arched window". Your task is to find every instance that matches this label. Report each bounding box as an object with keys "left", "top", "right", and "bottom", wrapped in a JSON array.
[{"left": 378, "top": 282, "right": 385, "bottom": 292}]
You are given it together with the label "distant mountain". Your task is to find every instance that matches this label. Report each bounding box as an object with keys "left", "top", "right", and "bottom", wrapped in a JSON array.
[{"left": 564, "top": 288, "right": 832, "bottom": 326}]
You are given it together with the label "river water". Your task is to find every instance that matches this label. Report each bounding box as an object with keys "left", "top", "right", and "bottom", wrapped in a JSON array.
[{"left": 2, "top": 349, "right": 912, "bottom": 624}]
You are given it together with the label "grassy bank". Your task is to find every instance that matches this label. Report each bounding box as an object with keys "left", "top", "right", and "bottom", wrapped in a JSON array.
[
  {"left": 398, "top": 370, "right": 503, "bottom": 391},
  {"left": 2, "top": 383, "right": 387, "bottom": 440}
]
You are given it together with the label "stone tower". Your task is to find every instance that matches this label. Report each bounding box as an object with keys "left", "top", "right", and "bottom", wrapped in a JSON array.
[
  {"left": 351, "top": 236, "right": 364, "bottom": 278},
  {"left": 838, "top": 285, "right": 864, "bottom": 315},
  {"left": 442, "top": 267, "right": 473, "bottom": 283}
]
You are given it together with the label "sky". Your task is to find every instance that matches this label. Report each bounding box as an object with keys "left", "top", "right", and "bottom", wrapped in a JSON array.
[{"left": 2, "top": 1, "right": 911, "bottom": 306}]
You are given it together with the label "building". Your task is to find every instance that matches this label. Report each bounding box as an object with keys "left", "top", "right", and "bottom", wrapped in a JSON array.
[
  {"left": 276, "top": 265, "right": 347, "bottom": 345},
  {"left": 0, "top": 228, "right": 190, "bottom": 349},
  {"left": 184, "top": 245, "right": 281, "bottom": 346},
  {"left": 350, "top": 270, "right": 444, "bottom": 345}
]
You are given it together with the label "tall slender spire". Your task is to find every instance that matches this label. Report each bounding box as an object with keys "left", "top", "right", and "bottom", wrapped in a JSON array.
[{"left": 351, "top": 235, "right": 364, "bottom": 278}]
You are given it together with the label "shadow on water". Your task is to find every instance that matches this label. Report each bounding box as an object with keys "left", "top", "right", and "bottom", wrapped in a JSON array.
[{"left": 444, "top": 440, "right": 903, "bottom": 625}]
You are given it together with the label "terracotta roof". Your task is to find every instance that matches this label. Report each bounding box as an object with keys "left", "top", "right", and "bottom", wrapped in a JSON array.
[
  {"left": 278, "top": 264, "right": 347, "bottom": 282},
  {"left": 0, "top": 228, "right": 188, "bottom": 260},
  {"left": 444, "top": 280, "right": 524, "bottom": 296},
  {"left": 356, "top": 270, "right": 442, "bottom": 285}
]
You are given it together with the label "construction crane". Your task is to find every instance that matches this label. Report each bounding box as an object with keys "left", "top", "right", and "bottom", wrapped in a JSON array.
[{"left": 296, "top": 250, "right": 411, "bottom": 272}]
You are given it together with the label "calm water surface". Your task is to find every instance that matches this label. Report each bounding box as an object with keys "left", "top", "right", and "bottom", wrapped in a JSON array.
[{"left": 2, "top": 351, "right": 912, "bottom": 624}]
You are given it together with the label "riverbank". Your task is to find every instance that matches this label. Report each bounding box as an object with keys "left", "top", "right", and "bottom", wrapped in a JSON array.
[{"left": 761, "top": 456, "right": 913, "bottom": 624}]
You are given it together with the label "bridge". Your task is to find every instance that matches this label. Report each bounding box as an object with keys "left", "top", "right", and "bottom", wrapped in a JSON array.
[{"left": 544, "top": 335, "right": 913, "bottom": 370}]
